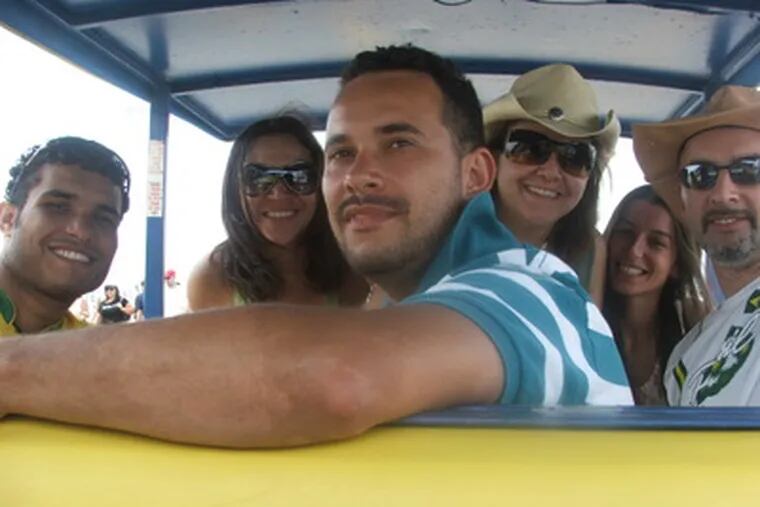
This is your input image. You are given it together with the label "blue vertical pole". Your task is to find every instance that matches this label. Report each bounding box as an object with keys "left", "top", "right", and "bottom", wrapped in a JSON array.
[{"left": 143, "top": 87, "right": 169, "bottom": 318}]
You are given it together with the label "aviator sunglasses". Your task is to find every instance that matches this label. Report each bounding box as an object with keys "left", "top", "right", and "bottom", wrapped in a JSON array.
[
  {"left": 241, "top": 162, "right": 319, "bottom": 196},
  {"left": 680, "top": 156, "right": 760, "bottom": 190},
  {"left": 503, "top": 129, "right": 597, "bottom": 177}
]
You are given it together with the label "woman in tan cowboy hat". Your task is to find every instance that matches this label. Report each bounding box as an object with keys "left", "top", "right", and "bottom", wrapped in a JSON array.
[{"left": 483, "top": 64, "right": 620, "bottom": 305}]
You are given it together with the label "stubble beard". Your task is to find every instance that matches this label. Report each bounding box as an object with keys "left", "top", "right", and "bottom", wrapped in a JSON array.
[
  {"left": 342, "top": 199, "right": 464, "bottom": 295},
  {"left": 2, "top": 243, "right": 104, "bottom": 305},
  {"left": 701, "top": 213, "right": 760, "bottom": 268}
]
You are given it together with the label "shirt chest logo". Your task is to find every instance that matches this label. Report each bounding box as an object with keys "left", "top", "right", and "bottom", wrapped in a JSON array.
[{"left": 693, "top": 314, "right": 757, "bottom": 405}]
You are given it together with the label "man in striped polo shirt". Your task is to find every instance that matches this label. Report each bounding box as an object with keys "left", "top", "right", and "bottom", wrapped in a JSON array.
[{"left": 0, "top": 46, "right": 631, "bottom": 447}]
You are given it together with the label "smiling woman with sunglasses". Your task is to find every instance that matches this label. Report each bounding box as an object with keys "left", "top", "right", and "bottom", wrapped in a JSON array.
[
  {"left": 187, "top": 115, "right": 367, "bottom": 310},
  {"left": 483, "top": 64, "right": 621, "bottom": 305}
]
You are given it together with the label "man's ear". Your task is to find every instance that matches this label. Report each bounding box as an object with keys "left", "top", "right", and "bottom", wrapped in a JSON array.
[
  {"left": 461, "top": 146, "right": 497, "bottom": 199},
  {"left": 0, "top": 203, "right": 19, "bottom": 238}
]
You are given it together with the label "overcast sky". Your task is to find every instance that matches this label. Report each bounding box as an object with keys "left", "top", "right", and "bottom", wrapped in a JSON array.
[{"left": 0, "top": 25, "right": 645, "bottom": 304}]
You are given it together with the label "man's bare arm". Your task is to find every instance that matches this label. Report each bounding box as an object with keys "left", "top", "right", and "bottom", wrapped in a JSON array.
[{"left": 0, "top": 304, "right": 503, "bottom": 447}]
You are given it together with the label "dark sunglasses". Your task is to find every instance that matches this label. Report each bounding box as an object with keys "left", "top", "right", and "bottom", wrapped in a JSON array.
[
  {"left": 502, "top": 129, "right": 597, "bottom": 177},
  {"left": 241, "top": 162, "right": 319, "bottom": 196},
  {"left": 680, "top": 156, "right": 760, "bottom": 190}
]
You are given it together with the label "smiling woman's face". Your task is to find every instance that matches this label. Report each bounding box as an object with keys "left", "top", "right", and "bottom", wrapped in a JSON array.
[
  {"left": 242, "top": 134, "right": 318, "bottom": 248},
  {"left": 607, "top": 199, "right": 678, "bottom": 298},
  {"left": 494, "top": 121, "right": 591, "bottom": 239}
]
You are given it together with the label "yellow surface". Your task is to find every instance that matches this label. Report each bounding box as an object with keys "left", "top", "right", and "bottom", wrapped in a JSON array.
[{"left": 2, "top": 416, "right": 760, "bottom": 506}]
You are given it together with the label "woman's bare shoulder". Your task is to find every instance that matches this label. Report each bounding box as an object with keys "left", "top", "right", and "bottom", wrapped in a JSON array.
[{"left": 187, "top": 250, "right": 235, "bottom": 311}]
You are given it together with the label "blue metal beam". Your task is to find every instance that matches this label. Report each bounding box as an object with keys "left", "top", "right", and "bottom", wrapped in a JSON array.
[
  {"left": 172, "top": 96, "right": 237, "bottom": 140},
  {"left": 0, "top": 1, "right": 157, "bottom": 100},
  {"left": 39, "top": 0, "right": 760, "bottom": 30},
  {"left": 594, "top": 0, "right": 759, "bottom": 14},
  {"left": 711, "top": 23, "right": 760, "bottom": 89},
  {"left": 670, "top": 23, "right": 760, "bottom": 118},
  {"left": 669, "top": 93, "right": 704, "bottom": 119},
  {"left": 143, "top": 89, "right": 170, "bottom": 319},
  {"left": 35, "top": 0, "right": 293, "bottom": 29},
  {"left": 170, "top": 62, "right": 345, "bottom": 95},
  {"left": 170, "top": 58, "right": 705, "bottom": 95}
]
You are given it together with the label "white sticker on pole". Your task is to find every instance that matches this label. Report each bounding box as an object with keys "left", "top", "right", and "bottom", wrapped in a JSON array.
[{"left": 147, "top": 140, "right": 165, "bottom": 217}]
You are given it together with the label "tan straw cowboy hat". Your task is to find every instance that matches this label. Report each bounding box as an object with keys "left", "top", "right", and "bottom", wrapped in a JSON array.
[
  {"left": 483, "top": 63, "right": 620, "bottom": 163},
  {"left": 633, "top": 85, "right": 760, "bottom": 220}
]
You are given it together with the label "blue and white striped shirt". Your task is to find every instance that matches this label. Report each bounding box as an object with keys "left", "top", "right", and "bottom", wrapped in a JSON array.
[{"left": 403, "top": 193, "right": 633, "bottom": 406}]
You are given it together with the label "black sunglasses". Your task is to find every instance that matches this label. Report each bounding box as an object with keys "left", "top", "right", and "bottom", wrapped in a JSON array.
[
  {"left": 241, "top": 162, "right": 319, "bottom": 196},
  {"left": 502, "top": 129, "right": 597, "bottom": 177},
  {"left": 680, "top": 156, "right": 760, "bottom": 190}
]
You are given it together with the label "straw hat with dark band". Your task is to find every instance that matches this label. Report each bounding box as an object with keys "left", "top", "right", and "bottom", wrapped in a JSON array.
[
  {"left": 483, "top": 63, "right": 621, "bottom": 164},
  {"left": 633, "top": 85, "right": 760, "bottom": 221}
]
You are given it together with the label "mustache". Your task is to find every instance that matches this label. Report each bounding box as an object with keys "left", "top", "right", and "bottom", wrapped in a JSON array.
[
  {"left": 702, "top": 207, "right": 757, "bottom": 231},
  {"left": 338, "top": 194, "right": 410, "bottom": 217}
]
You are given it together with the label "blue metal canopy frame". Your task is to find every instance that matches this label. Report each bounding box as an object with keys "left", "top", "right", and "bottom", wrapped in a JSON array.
[{"left": 1, "top": 0, "right": 759, "bottom": 317}]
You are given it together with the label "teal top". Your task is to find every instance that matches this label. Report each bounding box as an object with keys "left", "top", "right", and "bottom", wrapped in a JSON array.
[{"left": 402, "top": 193, "right": 633, "bottom": 406}]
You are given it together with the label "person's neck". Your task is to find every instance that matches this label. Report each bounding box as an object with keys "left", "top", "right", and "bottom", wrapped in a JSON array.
[
  {"left": 620, "top": 293, "right": 661, "bottom": 341},
  {"left": 713, "top": 257, "right": 760, "bottom": 298},
  {"left": 617, "top": 293, "right": 662, "bottom": 386},
  {"left": 0, "top": 267, "right": 74, "bottom": 333},
  {"left": 498, "top": 207, "right": 551, "bottom": 247}
]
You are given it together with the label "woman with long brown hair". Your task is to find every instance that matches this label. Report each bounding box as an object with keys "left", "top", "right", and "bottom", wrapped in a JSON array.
[
  {"left": 188, "top": 115, "right": 366, "bottom": 309},
  {"left": 603, "top": 185, "right": 711, "bottom": 405}
]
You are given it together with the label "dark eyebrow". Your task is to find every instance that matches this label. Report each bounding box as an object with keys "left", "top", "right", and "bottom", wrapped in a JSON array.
[
  {"left": 41, "top": 189, "right": 121, "bottom": 218},
  {"left": 376, "top": 122, "right": 424, "bottom": 137},
  {"left": 41, "top": 189, "right": 76, "bottom": 200},
  {"left": 325, "top": 122, "right": 426, "bottom": 150},
  {"left": 617, "top": 217, "right": 673, "bottom": 239},
  {"left": 324, "top": 133, "right": 349, "bottom": 151},
  {"left": 650, "top": 230, "right": 673, "bottom": 240}
]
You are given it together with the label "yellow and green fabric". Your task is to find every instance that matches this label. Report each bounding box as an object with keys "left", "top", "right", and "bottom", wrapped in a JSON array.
[{"left": 0, "top": 289, "right": 87, "bottom": 337}]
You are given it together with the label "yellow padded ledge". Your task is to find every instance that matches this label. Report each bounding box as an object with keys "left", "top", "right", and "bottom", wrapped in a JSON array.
[{"left": 2, "top": 416, "right": 760, "bottom": 506}]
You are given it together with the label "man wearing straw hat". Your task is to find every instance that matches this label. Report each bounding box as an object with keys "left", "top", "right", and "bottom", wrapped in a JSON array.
[{"left": 634, "top": 85, "right": 760, "bottom": 406}]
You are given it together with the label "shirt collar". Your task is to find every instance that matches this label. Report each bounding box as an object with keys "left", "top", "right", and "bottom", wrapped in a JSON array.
[{"left": 413, "top": 192, "right": 536, "bottom": 294}]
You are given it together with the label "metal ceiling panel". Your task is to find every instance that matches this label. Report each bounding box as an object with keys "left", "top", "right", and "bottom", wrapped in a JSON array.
[{"left": 2, "top": 0, "right": 759, "bottom": 139}]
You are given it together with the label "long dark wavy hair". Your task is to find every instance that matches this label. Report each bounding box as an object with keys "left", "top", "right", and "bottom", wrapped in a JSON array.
[
  {"left": 213, "top": 115, "right": 347, "bottom": 302},
  {"left": 487, "top": 123, "right": 608, "bottom": 273},
  {"left": 602, "top": 185, "right": 711, "bottom": 364}
]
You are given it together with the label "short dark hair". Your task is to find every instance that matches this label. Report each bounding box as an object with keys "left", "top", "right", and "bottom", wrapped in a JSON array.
[
  {"left": 103, "top": 284, "right": 121, "bottom": 299},
  {"left": 216, "top": 114, "right": 349, "bottom": 302},
  {"left": 340, "top": 44, "right": 484, "bottom": 154},
  {"left": 6, "top": 137, "right": 131, "bottom": 215}
]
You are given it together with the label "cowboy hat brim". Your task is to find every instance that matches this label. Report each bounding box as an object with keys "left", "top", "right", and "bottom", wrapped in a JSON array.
[
  {"left": 633, "top": 104, "right": 760, "bottom": 221},
  {"left": 483, "top": 92, "right": 621, "bottom": 156}
]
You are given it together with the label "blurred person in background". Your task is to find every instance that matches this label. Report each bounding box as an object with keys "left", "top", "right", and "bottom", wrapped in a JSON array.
[{"left": 97, "top": 284, "right": 134, "bottom": 324}]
